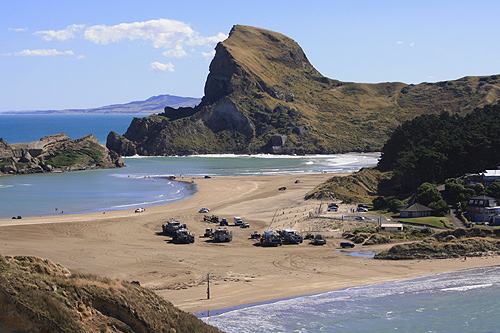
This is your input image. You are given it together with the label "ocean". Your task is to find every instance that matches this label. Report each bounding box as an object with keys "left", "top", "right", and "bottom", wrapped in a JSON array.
[
  {"left": 0, "top": 114, "right": 379, "bottom": 218},
  {"left": 199, "top": 266, "right": 500, "bottom": 332}
]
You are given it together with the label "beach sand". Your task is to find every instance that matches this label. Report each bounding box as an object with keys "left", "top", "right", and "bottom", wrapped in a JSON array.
[{"left": 1, "top": 173, "right": 500, "bottom": 313}]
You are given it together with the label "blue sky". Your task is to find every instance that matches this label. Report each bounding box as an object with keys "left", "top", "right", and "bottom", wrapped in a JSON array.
[{"left": 1, "top": 0, "right": 500, "bottom": 111}]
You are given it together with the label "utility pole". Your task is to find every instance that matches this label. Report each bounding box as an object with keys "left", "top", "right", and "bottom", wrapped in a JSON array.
[{"left": 207, "top": 272, "right": 210, "bottom": 299}]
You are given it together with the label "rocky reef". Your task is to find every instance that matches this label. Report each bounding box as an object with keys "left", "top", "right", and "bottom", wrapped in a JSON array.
[
  {"left": 0, "top": 133, "right": 124, "bottom": 175},
  {"left": 107, "top": 25, "right": 500, "bottom": 156}
]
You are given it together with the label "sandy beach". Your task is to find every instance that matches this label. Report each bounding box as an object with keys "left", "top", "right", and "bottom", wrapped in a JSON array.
[{"left": 1, "top": 172, "right": 500, "bottom": 313}]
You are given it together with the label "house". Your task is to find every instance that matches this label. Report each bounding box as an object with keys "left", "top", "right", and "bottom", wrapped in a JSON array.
[
  {"left": 379, "top": 223, "right": 404, "bottom": 233},
  {"left": 467, "top": 170, "right": 500, "bottom": 186},
  {"left": 399, "top": 203, "right": 433, "bottom": 218},
  {"left": 466, "top": 195, "right": 499, "bottom": 222},
  {"left": 481, "top": 170, "right": 500, "bottom": 186}
]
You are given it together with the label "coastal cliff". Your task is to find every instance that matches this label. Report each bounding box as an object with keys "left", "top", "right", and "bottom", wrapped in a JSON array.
[
  {"left": 107, "top": 25, "right": 500, "bottom": 156},
  {"left": 0, "top": 133, "right": 124, "bottom": 175}
]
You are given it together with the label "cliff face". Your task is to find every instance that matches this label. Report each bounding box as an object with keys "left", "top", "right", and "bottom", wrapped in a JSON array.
[
  {"left": 0, "top": 133, "right": 124, "bottom": 175},
  {"left": 107, "top": 25, "right": 500, "bottom": 156}
]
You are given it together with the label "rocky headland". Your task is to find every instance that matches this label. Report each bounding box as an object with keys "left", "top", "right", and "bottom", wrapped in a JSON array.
[
  {"left": 107, "top": 25, "right": 500, "bottom": 156},
  {"left": 0, "top": 133, "right": 124, "bottom": 175}
]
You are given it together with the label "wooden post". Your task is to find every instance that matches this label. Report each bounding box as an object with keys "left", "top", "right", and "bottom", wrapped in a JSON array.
[{"left": 207, "top": 272, "right": 210, "bottom": 299}]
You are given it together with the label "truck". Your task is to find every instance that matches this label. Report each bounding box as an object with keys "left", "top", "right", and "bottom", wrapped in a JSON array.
[
  {"left": 162, "top": 219, "right": 186, "bottom": 236},
  {"left": 173, "top": 229, "right": 195, "bottom": 244},
  {"left": 212, "top": 228, "right": 233, "bottom": 242},
  {"left": 234, "top": 217, "right": 243, "bottom": 226},
  {"left": 260, "top": 230, "right": 282, "bottom": 247},
  {"left": 278, "top": 229, "right": 303, "bottom": 244}
]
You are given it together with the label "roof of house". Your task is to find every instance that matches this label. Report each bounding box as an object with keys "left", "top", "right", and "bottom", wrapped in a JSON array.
[
  {"left": 482, "top": 170, "right": 500, "bottom": 177},
  {"left": 399, "top": 203, "right": 433, "bottom": 212},
  {"left": 470, "top": 195, "right": 495, "bottom": 201},
  {"left": 381, "top": 223, "right": 403, "bottom": 228}
]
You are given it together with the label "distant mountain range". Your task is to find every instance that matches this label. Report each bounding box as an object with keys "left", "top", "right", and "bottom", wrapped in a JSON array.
[{"left": 1, "top": 94, "right": 201, "bottom": 115}]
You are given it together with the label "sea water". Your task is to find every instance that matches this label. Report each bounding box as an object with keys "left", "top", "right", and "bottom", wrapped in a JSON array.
[
  {"left": 199, "top": 266, "right": 500, "bottom": 332},
  {"left": 0, "top": 154, "right": 378, "bottom": 218},
  {"left": 0, "top": 114, "right": 141, "bottom": 144},
  {"left": 0, "top": 114, "right": 379, "bottom": 218}
]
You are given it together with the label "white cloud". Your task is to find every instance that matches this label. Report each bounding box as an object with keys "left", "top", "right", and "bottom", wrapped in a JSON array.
[
  {"left": 201, "top": 50, "right": 216, "bottom": 60},
  {"left": 396, "top": 41, "right": 404, "bottom": 45},
  {"left": 151, "top": 61, "right": 175, "bottom": 72},
  {"left": 3, "top": 49, "right": 74, "bottom": 56},
  {"left": 8, "top": 27, "right": 28, "bottom": 32},
  {"left": 34, "top": 24, "right": 85, "bottom": 41},
  {"left": 410, "top": 42, "right": 415, "bottom": 47},
  {"left": 83, "top": 18, "right": 226, "bottom": 58}
]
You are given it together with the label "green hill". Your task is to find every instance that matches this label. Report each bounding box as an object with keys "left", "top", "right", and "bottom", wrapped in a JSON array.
[{"left": 107, "top": 25, "right": 500, "bottom": 156}]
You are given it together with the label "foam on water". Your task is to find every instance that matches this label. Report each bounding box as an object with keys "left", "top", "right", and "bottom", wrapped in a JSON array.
[{"left": 200, "top": 266, "right": 500, "bottom": 332}]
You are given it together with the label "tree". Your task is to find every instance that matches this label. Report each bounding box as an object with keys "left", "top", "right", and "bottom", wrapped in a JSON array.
[
  {"left": 372, "top": 196, "right": 387, "bottom": 210},
  {"left": 428, "top": 199, "right": 449, "bottom": 217},
  {"left": 417, "top": 183, "right": 442, "bottom": 206},
  {"left": 388, "top": 199, "right": 407, "bottom": 213},
  {"left": 486, "top": 180, "right": 500, "bottom": 198}
]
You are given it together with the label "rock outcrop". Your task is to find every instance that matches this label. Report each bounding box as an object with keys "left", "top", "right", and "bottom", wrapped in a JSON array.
[
  {"left": 0, "top": 133, "right": 124, "bottom": 175},
  {"left": 107, "top": 25, "right": 500, "bottom": 156}
]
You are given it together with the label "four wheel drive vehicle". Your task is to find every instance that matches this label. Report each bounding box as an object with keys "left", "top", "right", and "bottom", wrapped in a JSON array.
[
  {"left": 220, "top": 218, "right": 229, "bottom": 226},
  {"left": 199, "top": 208, "right": 210, "bottom": 213},
  {"left": 240, "top": 222, "right": 250, "bottom": 228},
  {"left": 250, "top": 231, "right": 261, "bottom": 239},
  {"left": 204, "top": 228, "right": 213, "bottom": 237},
  {"left": 135, "top": 207, "right": 144, "bottom": 213},
  {"left": 278, "top": 186, "right": 286, "bottom": 191},
  {"left": 312, "top": 234, "right": 326, "bottom": 245},
  {"left": 234, "top": 217, "right": 243, "bottom": 226},
  {"left": 340, "top": 242, "right": 355, "bottom": 248}
]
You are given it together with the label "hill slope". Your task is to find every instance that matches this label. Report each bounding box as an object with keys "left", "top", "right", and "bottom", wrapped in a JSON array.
[
  {"left": 0, "top": 255, "right": 220, "bottom": 332},
  {"left": 107, "top": 25, "right": 500, "bottom": 156}
]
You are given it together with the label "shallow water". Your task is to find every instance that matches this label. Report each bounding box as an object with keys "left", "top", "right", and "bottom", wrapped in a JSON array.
[
  {"left": 0, "top": 153, "right": 379, "bottom": 218},
  {"left": 199, "top": 266, "right": 500, "bottom": 332}
]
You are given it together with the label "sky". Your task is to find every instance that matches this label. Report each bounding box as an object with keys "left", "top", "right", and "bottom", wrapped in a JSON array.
[{"left": 1, "top": 0, "right": 500, "bottom": 111}]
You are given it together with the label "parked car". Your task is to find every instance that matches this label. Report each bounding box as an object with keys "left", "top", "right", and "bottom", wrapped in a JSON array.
[
  {"left": 327, "top": 206, "right": 338, "bottom": 212},
  {"left": 135, "top": 207, "right": 144, "bottom": 213},
  {"left": 355, "top": 216, "right": 366, "bottom": 220},
  {"left": 357, "top": 204, "right": 369, "bottom": 208},
  {"left": 356, "top": 207, "right": 368, "bottom": 212},
  {"left": 240, "top": 222, "right": 250, "bottom": 228},
  {"left": 340, "top": 242, "right": 355, "bottom": 248},
  {"left": 199, "top": 208, "right": 210, "bottom": 213}
]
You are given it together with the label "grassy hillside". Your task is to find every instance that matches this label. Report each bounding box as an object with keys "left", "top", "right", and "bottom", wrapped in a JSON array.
[
  {"left": 108, "top": 25, "right": 500, "bottom": 156},
  {"left": 0, "top": 255, "right": 220, "bottom": 332}
]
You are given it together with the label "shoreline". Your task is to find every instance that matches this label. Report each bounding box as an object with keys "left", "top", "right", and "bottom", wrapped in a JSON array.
[{"left": 2, "top": 172, "right": 500, "bottom": 314}]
